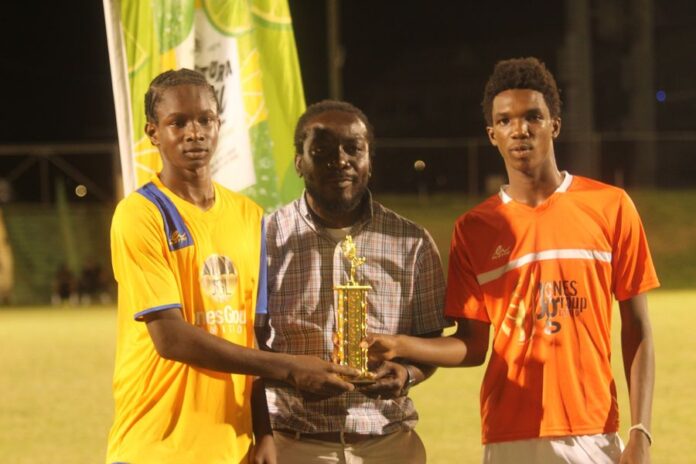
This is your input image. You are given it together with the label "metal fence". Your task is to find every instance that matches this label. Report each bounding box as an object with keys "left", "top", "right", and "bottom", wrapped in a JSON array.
[
  {"left": 371, "top": 132, "right": 696, "bottom": 195},
  {"left": 0, "top": 132, "right": 694, "bottom": 205}
]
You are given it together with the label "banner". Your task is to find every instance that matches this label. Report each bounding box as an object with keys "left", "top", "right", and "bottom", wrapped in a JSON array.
[{"left": 103, "top": 0, "right": 305, "bottom": 210}]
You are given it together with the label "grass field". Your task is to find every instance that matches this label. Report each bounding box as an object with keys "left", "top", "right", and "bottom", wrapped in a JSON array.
[{"left": 1, "top": 290, "right": 693, "bottom": 463}]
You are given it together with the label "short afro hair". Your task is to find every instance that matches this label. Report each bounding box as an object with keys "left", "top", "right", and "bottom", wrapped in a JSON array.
[
  {"left": 144, "top": 68, "right": 218, "bottom": 123},
  {"left": 294, "top": 100, "right": 375, "bottom": 157},
  {"left": 481, "top": 57, "right": 561, "bottom": 126}
]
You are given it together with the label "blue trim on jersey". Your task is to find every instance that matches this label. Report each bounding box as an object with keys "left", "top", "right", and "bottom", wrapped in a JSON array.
[
  {"left": 255, "top": 217, "right": 268, "bottom": 315},
  {"left": 134, "top": 303, "right": 182, "bottom": 321},
  {"left": 137, "top": 182, "right": 194, "bottom": 251}
]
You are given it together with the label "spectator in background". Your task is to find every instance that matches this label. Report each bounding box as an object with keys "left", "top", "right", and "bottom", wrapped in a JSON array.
[
  {"left": 0, "top": 208, "right": 13, "bottom": 304},
  {"left": 51, "top": 263, "right": 77, "bottom": 305},
  {"left": 78, "top": 257, "right": 111, "bottom": 304}
]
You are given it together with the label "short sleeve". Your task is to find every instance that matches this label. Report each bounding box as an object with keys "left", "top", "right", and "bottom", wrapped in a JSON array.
[
  {"left": 411, "top": 229, "right": 450, "bottom": 335},
  {"left": 611, "top": 191, "right": 660, "bottom": 301},
  {"left": 444, "top": 219, "right": 489, "bottom": 322},
  {"left": 255, "top": 217, "right": 268, "bottom": 315},
  {"left": 110, "top": 198, "right": 182, "bottom": 320}
]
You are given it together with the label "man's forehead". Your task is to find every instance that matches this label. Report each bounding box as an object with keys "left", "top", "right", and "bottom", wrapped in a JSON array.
[
  {"left": 492, "top": 88, "right": 547, "bottom": 111},
  {"left": 158, "top": 85, "right": 217, "bottom": 109},
  {"left": 305, "top": 111, "right": 367, "bottom": 137}
]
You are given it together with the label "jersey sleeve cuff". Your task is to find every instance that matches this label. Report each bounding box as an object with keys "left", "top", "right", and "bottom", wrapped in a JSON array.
[
  {"left": 134, "top": 303, "right": 182, "bottom": 321},
  {"left": 614, "top": 279, "right": 661, "bottom": 302}
]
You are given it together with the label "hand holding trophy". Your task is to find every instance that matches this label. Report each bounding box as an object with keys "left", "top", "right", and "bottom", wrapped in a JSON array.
[{"left": 333, "top": 235, "right": 376, "bottom": 384}]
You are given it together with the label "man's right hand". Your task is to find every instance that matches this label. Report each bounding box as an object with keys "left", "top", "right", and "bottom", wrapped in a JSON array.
[{"left": 285, "top": 355, "right": 358, "bottom": 395}]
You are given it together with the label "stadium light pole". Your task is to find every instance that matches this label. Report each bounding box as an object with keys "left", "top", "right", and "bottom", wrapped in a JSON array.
[
  {"left": 326, "top": 0, "right": 344, "bottom": 100},
  {"left": 559, "top": 0, "right": 598, "bottom": 179},
  {"left": 626, "top": 0, "right": 656, "bottom": 187}
]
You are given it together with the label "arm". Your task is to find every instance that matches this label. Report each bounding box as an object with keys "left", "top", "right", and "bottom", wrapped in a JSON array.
[
  {"left": 618, "top": 293, "right": 655, "bottom": 464},
  {"left": 144, "top": 308, "right": 357, "bottom": 394},
  {"left": 359, "top": 330, "right": 441, "bottom": 398},
  {"left": 251, "top": 378, "right": 276, "bottom": 464},
  {"left": 366, "top": 318, "right": 490, "bottom": 367}
]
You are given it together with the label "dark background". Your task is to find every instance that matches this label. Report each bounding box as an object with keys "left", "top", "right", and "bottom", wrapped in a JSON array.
[{"left": 0, "top": 0, "right": 694, "bottom": 200}]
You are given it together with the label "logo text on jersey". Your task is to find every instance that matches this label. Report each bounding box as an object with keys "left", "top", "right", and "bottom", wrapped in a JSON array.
[
  {"left": 195, "top": 305, "right": 247, "bottom": 335},
  {"left": 491, "top": 245, "right": 511, "bottom": 260}
]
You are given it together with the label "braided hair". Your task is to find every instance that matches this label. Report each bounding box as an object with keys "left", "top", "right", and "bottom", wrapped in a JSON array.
[{"left": 144, "top": 68, "right": 218, "bottom": 123}]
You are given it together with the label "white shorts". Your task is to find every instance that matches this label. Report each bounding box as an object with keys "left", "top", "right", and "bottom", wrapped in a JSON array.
[{"left": 483, "top": 433, "right": 624, "bottom": 464}]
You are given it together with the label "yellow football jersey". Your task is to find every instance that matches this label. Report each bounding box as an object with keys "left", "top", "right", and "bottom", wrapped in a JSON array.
[{"left": 107, "top": 176, "right": 265, "bottom": 463}]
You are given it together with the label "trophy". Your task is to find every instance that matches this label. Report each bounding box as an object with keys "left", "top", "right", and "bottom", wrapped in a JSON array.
[{"left": 334, "top": 235, "right": 375, "bottom": 384}]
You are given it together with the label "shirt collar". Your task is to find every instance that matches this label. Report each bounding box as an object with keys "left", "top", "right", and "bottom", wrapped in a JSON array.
[{"left": 499, "top": 171, "right": 573, "bottom": 204}]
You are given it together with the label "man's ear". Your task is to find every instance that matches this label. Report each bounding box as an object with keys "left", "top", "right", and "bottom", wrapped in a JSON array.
[
  {"left": 552, "top": 117, "right": 562, "bottom": 139},
  {"left": 486, "top": 126, "right": 498, "bottom": 147},
  {"left": 145, "top": 121, "right": 159, "bottom": 147},
  {"left": 294, "top": 154, "right": 303, "bottom": 177}
]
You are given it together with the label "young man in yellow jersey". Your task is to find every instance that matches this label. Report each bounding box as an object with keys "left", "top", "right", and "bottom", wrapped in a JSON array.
[
  {"left": 107, "top": 69, "right": 357, "bottom": 464},
  {"left": 367, "top": 58, "right": 658, "bottom": 463}
]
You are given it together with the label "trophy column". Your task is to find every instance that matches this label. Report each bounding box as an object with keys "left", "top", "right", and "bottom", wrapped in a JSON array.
[{"left": 333, "top": 235, "right": 374, "bottom": 383}]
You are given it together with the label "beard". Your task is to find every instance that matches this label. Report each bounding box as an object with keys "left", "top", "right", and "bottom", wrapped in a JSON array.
[{"left": 305, "top": 182, "right": 367, "bottom": 215}]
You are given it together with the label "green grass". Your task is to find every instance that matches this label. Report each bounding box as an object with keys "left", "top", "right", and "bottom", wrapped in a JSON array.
[
  {"left": 0, "top": 306, "right": 116, "bottom": 463},
  {"left": 1, "top": 291, "right": 693, "bottom": 462}
]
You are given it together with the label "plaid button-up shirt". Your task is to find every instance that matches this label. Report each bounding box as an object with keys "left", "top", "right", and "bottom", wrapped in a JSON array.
[{"left": 256, "top": 192, "right": 449, "bottom": 435}]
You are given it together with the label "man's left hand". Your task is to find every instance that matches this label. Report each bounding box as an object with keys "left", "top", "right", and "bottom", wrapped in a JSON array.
[{"left": 358, "top": 361, "right": 409, "bottom": 399}]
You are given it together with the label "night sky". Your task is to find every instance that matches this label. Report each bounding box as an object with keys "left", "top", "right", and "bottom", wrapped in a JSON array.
[{"left": 0, "top": 0, "right": 694, "bottom": 197}]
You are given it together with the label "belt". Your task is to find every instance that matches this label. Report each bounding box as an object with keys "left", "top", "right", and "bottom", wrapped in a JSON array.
[{"left": 276, "top": 429, "right": 384, "bottom": 445}]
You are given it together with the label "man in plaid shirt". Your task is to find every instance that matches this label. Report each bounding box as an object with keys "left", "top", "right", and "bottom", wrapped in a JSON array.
[{"left": 255, "top": 100, "right": 450, "bottom": 464}]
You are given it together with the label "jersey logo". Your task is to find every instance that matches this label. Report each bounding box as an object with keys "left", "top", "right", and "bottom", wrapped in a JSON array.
[
  {"left": 491, "top": 245, "right": 511, "bottom": 260},
  {"left": 137, "top": 182, "right": 194, "bottom": 251},
  {"left": 170, "top": 230, "right": 188, "bottom": 247},
  {"left": 200, "top": 254, "right": 238, "bottom": 303}
]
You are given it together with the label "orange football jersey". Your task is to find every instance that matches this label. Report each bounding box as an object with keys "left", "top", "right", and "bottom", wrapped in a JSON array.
[{"left": 445, "top": 173, "right": 659, "bottom": 444}]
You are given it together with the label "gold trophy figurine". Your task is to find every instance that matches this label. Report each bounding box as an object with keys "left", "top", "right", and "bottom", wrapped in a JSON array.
[{"left": 334, "top": 235, "right": 375, "bottom": 383}]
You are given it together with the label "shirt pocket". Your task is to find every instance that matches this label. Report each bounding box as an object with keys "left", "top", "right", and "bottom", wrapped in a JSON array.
[{"left": 366, "top": 276, "right": 409, "bottom": 334}]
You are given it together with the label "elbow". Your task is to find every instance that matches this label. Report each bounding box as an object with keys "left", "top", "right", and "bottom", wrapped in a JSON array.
[
  {"left": 459, "top": 338, "right": 488, "bottom": 367},
  {"left": 472, "top": 354, "right": 487, "bottom": 367},
  {"left": 143, "top": 310, "right": 191, "bottom": 362},
  {"left": 464, "top": 350, "right": 487, "bottom": 367},
  {"left": 152, "top": 337, "right": 177, "bottom": 360},
  {"left": 149, "top": 329, "right": 182, "bottom": 361}
]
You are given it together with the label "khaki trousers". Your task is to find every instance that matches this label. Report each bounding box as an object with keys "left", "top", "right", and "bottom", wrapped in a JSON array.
[{"left": 274, "top": 429, "right": 427, "bottom": 464}]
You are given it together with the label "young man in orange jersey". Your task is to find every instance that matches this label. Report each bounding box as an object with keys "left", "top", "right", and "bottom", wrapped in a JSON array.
[
  {"left": 107, "top": 69, "right": 358, "bottom": 464},
  {"left": 366, "top": 57, "right": 658, "bottom": 463}
]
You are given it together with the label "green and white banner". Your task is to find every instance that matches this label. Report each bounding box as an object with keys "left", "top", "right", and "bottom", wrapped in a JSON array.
[{"left": 103, "top": 0, "right": 305, "bottom": 210}]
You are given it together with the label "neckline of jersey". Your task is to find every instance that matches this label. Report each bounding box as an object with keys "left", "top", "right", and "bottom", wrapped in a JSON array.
[
  {"left": 499, "top": 171, "right": 573, "bottom": 210},
  {"left": 152, "top": 175, "right": 221, "bottom": 217}
]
